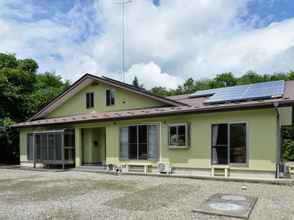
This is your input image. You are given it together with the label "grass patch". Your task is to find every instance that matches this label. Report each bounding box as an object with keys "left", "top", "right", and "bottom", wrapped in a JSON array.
[{"left": 105, "top": 183, "right": 199, "bottom": 211}]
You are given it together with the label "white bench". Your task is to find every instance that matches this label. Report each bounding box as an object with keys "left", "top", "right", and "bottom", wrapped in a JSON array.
[
  {"left": 125, "top": 163, "right": 153, "bottom": 175},
  {"left": 211, "top": 165, "right": 230, "bottom": 177}
]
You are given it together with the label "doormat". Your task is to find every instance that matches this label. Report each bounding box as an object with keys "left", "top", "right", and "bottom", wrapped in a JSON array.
[{"left": 193, "top": 193, "right": 257, "bottom": 219}]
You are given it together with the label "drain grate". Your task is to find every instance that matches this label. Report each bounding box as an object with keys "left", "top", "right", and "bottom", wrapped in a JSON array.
[{"left": 193, "top": 193, "right": 257, "bottom": 219}]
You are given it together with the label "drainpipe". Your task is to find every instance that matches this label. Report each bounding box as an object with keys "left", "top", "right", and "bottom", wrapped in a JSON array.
[{"left": 273, "top": 102, "right": 281, "bottom": 178}]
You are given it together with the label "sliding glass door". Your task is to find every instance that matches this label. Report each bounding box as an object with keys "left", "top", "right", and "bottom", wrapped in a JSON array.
[
  {"left": 212, "top": 123, "right": 247, "bottom": 165},
  {"left": 120, "top": 124, "right": 159, "bottom": 160}
]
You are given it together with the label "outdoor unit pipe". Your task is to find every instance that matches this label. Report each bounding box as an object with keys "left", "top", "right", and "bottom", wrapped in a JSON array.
[{"left": 273, "top": 102, "right": 281, "bottom": 178}]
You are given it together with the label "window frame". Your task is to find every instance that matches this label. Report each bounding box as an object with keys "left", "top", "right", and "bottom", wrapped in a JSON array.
[
  {"left": 86, "top": 92, "right": 94, "bottom": 109},
  {"left": 119, "top": 123, "right": 160, "bottom": 161},
  {"left": 106, "top": 88, "right": 115, "bottom": 106},
  {"left": 211, "top": 122, "right": 248, "bottom": 166},
  {"left": 168, "top": 123, "right": 190, "bottom": 149}
]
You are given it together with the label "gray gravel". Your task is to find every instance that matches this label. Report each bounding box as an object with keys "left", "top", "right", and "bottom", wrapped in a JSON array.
[{"left": 0, "top": 168, "right": 293, "bottom": 220}]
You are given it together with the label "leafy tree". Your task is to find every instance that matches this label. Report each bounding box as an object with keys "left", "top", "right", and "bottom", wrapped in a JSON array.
[
  {"left": 132, "top": 76, "right": 144, "bottom": 89},
  {"left": 0, "top": 53, "right": 68, "bottom": 164},
  {"left": 132, "top": 76, "right": 139, "bottom": 87},
  {"left": 282, "top": 126, "right": 294, "bottom": 161},
  {"left": 237, "top": 71, "right": 265, "bottom": 84},
  {"left": 214, "top": 72, "right": 237, "bottom": 87}
]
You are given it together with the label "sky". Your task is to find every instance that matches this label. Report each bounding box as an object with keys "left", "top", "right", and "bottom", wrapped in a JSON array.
[{"left": 1, "top": 0, "right": 294, "bottom": 89}]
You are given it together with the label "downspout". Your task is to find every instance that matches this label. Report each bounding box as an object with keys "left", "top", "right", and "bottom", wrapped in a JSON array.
[{"left": 273, "top": 102, "right": 281, "bottom": 178}]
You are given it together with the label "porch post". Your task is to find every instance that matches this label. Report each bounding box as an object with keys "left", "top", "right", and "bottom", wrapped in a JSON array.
[
  {"left": 75, "top": 128, "right": 82, "bottom": 167},
  {"left": 33, "top": 133, "right": 36, "bottom": 168},
  {"left": 61, "top": 132, "right": 65, "bottom": 170}
]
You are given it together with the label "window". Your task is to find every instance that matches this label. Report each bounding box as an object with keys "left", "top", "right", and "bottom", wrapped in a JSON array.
[
  {"left": 168, "top": 124, "right": 189, "bottom": 147},
  {"left": 26, "top": 130, "right": 75, "bottom": 162},
  {"left": 212, "top": 123, "right": 247, "bottom": 165},
  {"left": 86, "top": 92, "right": 94, "bottom": 108},
  {"left": 27, "top": 134, "right": 33, "bottom": 160},
  {"left": 120, "top": 125, "right": 159, "bottom": 160},
  {"left": 106, "top": 89, "right": 115, "bottom": 106}
]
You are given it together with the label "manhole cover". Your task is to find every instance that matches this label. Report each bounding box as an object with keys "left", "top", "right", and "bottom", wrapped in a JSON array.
[
  {"left": 209, "top": 202, "right": 243, "bottom": 211},
  {"left": 221, "top": 195, "right": 247, "bottom": 201},
  {"left": 193, "top": 193, "right": 258, "bottom": 219}
]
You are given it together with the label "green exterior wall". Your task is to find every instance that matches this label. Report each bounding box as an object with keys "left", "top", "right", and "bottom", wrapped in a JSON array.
[
  {"left": 81, "top": 128, "right": 106, "bottom": 164},
  {"left": 47, "top": 82, "right": 164, "bottom": 118},
  {"left": 102, "top": 109, "right": 278, "bottom": 171},
  {"left": 19, "top": 108, "right": 278, "bottom": 171}
]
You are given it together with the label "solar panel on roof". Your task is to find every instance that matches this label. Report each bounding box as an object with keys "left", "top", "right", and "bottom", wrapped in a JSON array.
[{"left": 190, "top": 80, "right": 285, "bottom": 104}]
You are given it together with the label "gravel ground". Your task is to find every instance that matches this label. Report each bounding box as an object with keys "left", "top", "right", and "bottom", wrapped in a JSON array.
[{"left": 0, "top": 168, "right": 293, "bottom": 220}]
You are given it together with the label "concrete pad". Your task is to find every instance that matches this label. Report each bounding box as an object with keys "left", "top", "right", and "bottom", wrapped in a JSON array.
[{"left": 193, "top": 193, "right": 257, "bottom": 219}]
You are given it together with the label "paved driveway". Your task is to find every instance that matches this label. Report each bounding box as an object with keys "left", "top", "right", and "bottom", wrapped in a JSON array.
[{"left": 0, "top": 168, "right": 293, "bottom": 220}]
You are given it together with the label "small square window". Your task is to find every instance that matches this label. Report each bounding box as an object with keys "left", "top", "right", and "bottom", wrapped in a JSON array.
[
  {"left": 168, "top": 124, "right": 189, "bottom": 147},
  {"left": 86, "top": 92, "right": 94, "bottom": 108},
  {"left": 106, "top": 89, "right": 115, "bottom": 106}
]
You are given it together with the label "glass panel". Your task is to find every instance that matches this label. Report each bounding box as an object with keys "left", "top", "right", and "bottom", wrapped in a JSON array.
[
  {"left": 148, "top": 125, "right": 159, "bottom": 160},
  {"left": 212, "top": 124, "right": 228, "bottom": 164},
  {"left": 230, "top": 123, "right": 246, "bottom": 163},
  {"left": 111, "top": 89, "right": 115, "bottom": 105},
  {"left": 40, "top": 134, "right": 48, "bottom": 160},
  {"left": 64, "top": 129, "right": 75, "bottom": 147},
  {"left": 177, "top": 125, "right": 186, "bottom": 146},
  {"left": 55, "top": 133, "right": 62, "bottom": 160},
  {"left": 128, "top": 143, "right": 137, "bottom": 159},
  {"left": 138, "top": 125, "right": 147, "bottom": 143},
  {"left": 120, "top": 127, "right": 129, "bottom": 160},
  {"left": 27, "top": 134, "right": 33, "bottom": 160},
  {"left": 48, "top": 134, "right": 55, "bottom": 160},
  {"left": 212, "top": 147, "right": 228, "bottom": 164},
  {"left": 212, "top": 124, "right": 228, "bottom": 146},
  {"left": 138, "top": 143, "right": 148, "bottom": 159},
  {"left": 169, "top": 126, "right": 177, "bottom": 145},
  {"left": 128, "top": 126, "right": 137, "bottom": 143},
  {"left": 35, "top": 134, "right": 41, "bottom": 160}
]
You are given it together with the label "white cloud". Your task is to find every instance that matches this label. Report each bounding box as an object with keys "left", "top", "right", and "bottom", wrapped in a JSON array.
[
  {"left": 125, "top": 61, "right": 184, "bottom": 89},
  {"left": 1, "top": 0, "right": 294, "bottom": 88}
]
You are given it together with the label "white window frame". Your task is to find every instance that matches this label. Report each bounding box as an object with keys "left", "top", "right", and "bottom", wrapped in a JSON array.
[
  {"left": 211, "top": 122, "right": 248, "bottom": 166},
  {"left": 168, "top": 123, "right": 190, "bottom": 149},
  {"left": 119, "top": 123, "right": 160, "bottom": 161}
]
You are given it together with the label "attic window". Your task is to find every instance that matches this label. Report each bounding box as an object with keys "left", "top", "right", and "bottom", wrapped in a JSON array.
[
  {"left": 86, "top": 92, "right": 94, "bottom": 108},
  {"left": 106, "top": 89, "right": 115, "bottom": 106}
]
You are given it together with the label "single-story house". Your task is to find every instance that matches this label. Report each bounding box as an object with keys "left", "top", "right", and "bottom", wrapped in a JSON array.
[{"left": 12, "top": 73, "right": 294, "bottom": 178}]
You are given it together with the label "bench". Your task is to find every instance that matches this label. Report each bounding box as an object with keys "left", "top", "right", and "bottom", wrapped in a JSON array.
[
  {"left": 211, "top": 165, "right": 230, "bottom": 177},
  {"left": 125, "top": 163, "right": 153, "bottom": 175}
]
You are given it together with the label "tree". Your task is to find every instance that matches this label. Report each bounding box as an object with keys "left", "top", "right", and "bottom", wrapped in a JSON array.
[
  {"left": 0, "top": 53, "right": 69, "bottom": 164},
  {"left": 282, "top": 126, "right": 294, "bottom": 161},
  {"left": 238, "top": 71, "right": 265, "bottom": 84},
  {"left": 132, "top": 76, "right": 144, "bottom": 88},
  {"left": 214, "top": 72, "right": 237, "bottom": 87}
]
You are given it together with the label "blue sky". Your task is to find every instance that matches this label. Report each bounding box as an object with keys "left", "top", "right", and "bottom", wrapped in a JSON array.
[{"left": 1, "top": 0, "right": 294, "bottom": 88}]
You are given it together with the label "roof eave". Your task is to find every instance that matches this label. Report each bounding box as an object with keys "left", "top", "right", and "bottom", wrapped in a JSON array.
[{"left": 12, "top": 99, "right": 294, "bottom": 128}]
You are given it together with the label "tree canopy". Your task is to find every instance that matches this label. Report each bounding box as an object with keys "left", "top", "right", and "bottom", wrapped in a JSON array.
[
  {"left": 150, "top": 71, "right": 294, "bottom": 97},
  {"left": 0, "top": 53, "right": 69, "bottom": 163}
]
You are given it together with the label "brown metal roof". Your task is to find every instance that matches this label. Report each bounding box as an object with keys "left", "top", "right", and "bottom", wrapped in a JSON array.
[{"left": 12, "top": 80, "right": 294, "bottom": 128}]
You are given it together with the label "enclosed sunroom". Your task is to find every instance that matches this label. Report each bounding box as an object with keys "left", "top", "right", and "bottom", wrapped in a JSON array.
[{"left": 26, "top": 129, "right": 75, "bottom": 168}]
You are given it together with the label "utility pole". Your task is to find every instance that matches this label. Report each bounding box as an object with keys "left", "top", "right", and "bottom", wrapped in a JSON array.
[{"left": 114, "top": 0, "right": 132, "bottom": 82}]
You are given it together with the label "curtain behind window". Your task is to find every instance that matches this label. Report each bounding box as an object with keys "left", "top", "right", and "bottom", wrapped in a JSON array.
[
  {"left": 148, "top": 125, "right": 159, "bottom": 160},
  {"left": 120, "top": 127, "right": 129, "bottom": 160}
]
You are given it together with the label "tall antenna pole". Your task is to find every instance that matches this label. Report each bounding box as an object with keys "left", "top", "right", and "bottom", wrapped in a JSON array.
[{"left": 114, "top": 0, "right": 132, "bottom": 82}]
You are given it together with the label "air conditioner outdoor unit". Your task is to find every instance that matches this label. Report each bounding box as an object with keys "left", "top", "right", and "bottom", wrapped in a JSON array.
[
  {"left": 157, "top": 162, "right": 172, "bottom": 174},
  {"left": 277, "top": 163, "right": 290, "bottom": 178}
]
